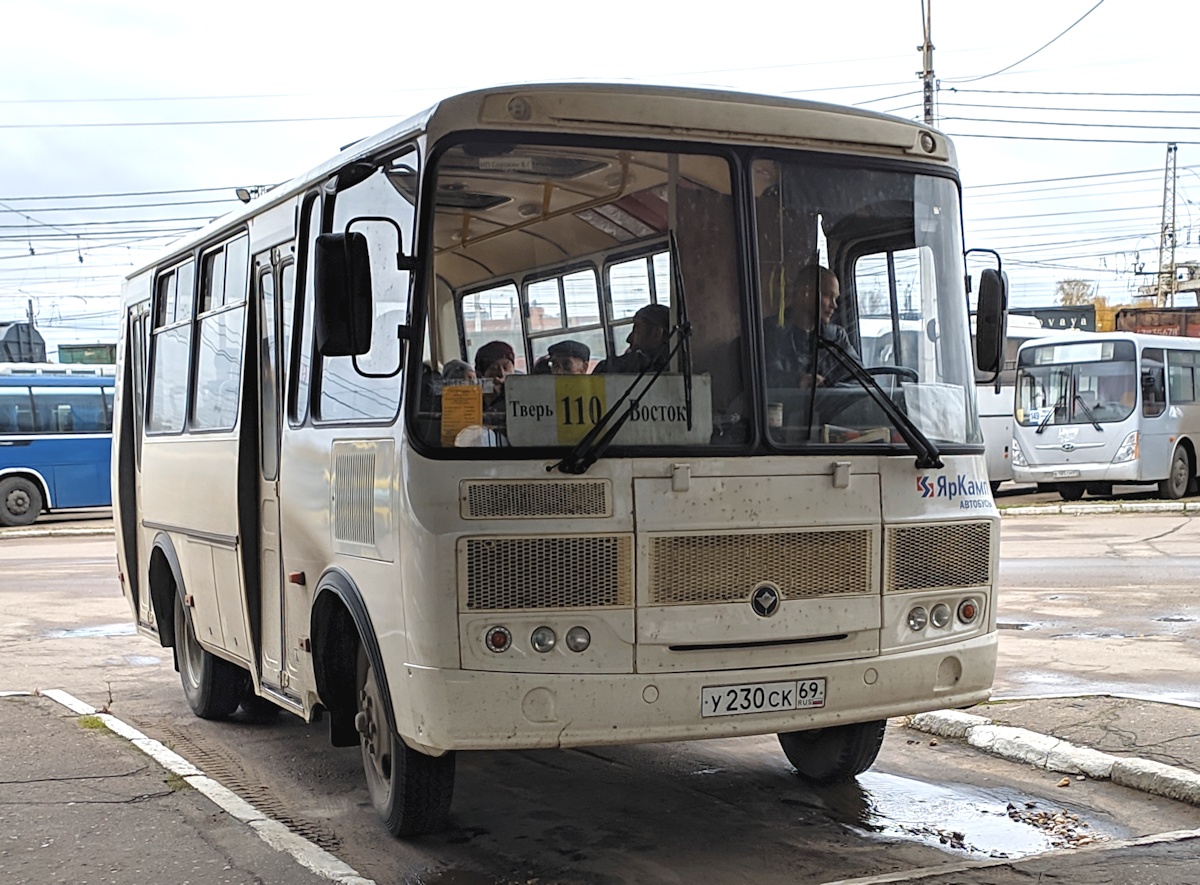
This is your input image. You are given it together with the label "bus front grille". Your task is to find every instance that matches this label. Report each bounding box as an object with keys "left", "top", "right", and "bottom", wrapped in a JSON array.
[
  {"left": 885, "top": 521, "right": 993, "bottom": 593},
  {"left": 460, "top": 479, "right": 611, "bottom": 519},
  {"left": 648, "top": 530, "right": 874, "bottom": 605},
  {"left": 462, "top": 535, "right": 634, "bottom": 610}
]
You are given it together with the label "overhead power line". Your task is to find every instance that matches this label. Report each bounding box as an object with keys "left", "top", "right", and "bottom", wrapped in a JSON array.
[{"left": 942, "top": 0, "right": 1108, "bottom": 85}]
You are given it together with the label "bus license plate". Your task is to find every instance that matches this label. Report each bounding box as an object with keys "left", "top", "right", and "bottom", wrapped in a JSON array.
[
  {"left": 1052, "top": 469, "right": 1081, "bottom": 479},
  {"left": 701, "top": 679, "right": 826, "bottom": 718}
]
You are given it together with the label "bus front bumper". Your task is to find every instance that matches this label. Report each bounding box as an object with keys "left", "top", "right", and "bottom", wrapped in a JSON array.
[
  {"left": 1013, "top": 461, "right": 1141, "bottom": 485},
  {"left": 393, "top": 632, "right": 997, "bottom": 752}
]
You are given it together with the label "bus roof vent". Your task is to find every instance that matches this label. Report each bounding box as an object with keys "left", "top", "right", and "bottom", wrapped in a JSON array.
[{"left": 460, "top": 479, "right": 611, "bottom": 519}]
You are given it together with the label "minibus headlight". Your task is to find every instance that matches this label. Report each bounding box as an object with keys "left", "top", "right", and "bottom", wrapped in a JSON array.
[
  {"left": 1010, "top": 438, "right": 1026, "bottom": 468},
  {"left": 930, "top": 603, "right": 952, "bottom": 629},
  {"left": 1113, "top": 431, "right": 1139, "bottom": 464},
  {"left": 530, "top": 626, "right": 557, "bottom": 653},
  {"left": 958, "top": 599, "right": 980, "bottom": 624},
  {"left": 907, "top": 607, "right": 928, "bottom": 631},
  {"left": 565, "top": 626, "right": 591, "bottom": 652}
]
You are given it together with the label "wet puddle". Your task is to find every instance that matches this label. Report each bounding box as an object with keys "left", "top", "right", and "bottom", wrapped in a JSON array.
[
  {"left": 45, "top": 622, "right": 137, "bottom": 639},
  {"left": 814, "top": 772, "right": 1110, "bottom": 858}
]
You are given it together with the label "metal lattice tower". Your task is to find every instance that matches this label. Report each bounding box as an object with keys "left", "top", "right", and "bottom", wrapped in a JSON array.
[{"left": 1157, "top": 143, "right": 1179, "bottom": 307}]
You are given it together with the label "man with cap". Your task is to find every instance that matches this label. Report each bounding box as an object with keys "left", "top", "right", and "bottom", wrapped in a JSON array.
[
  {"left": 594, "top": 304, "right": 671, "bottom": 374},
  {"left": 547, "top": 339, "right": 591, "bottom": 375}
]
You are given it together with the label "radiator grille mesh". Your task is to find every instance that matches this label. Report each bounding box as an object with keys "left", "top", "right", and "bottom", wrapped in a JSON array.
[
  {"left": 334, "top": 452, "right": 375, "bottom": 546},
  {"left": 886, "top": 521, "right": 992, "bottom": 593},
  {"left": 462, "top": 480, "right": 610, "bottom": 519},
  {"left": 464, "top": 535, "right": 633, "bottom": 610},
  {"left": 648, "top": 530, "right": 873, "bottom": 604}
]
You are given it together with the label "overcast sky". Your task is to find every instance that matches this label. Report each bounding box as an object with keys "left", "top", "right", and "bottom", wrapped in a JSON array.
[{"left": 2, "top": 0, "right": 1196, "bottom": 357}]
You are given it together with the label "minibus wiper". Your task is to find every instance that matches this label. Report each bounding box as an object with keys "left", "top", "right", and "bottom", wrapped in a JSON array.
[
  {"left": 549, "top": 323, "right": 692, "bottom": 475},
  {"left": 819, "top": 336, "right": 943, "bottom": 469},
  {"left": 1074, "top": 395, "right": 1103, "bottom": 431}
]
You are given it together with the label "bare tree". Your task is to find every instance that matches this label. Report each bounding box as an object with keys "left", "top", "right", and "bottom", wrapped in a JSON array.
[{"left": 1055, "top": 279, "right": 1095, "bottom": 305}]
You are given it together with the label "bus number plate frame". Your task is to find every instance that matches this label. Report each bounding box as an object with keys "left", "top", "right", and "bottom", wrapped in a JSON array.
[{"left": 700, "top": 679, "right": 826, "bottom": 718}]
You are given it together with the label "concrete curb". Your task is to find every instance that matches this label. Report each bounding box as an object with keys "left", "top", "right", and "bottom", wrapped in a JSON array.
[
  {"left": 0, "top": 525, "right": 114, "bottom": 538},
  {"left": 1000, "top": 500, "right": 1200, "bottom": 516},
  {"left": 908, "top": 709, "right": 1200, "bottom": 806}
]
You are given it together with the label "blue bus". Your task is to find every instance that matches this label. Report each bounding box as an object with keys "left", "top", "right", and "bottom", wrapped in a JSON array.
[{"left": 0, "top": 373, "right": 114, "bottom": 525}]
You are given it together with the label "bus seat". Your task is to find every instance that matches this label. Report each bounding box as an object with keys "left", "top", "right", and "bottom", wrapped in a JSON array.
[{"left": 0, "top": 406, "right": 15, "bottom": 433}]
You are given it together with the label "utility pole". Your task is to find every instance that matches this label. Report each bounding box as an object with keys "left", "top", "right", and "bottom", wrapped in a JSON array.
[
  {"left": 918, "top": 0, "right": 936, "bottom": 126},
  {"left": 1157, "top": 143, "right": 1178, "bottom": 307},
  {"left": 26, "top": 298, "right": 35, "bottom": 328}
]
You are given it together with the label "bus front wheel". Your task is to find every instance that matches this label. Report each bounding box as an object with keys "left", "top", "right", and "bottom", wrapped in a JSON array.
[
  {"left": 356, "top": 645, "right": 455, "bottom": 836},
  {"left": 778, "top": 719, "right": 887, "bottom": 784},
  {"left": 1057, "top": 483, "right": 1085, "bottom": 502},
  {"left": 173, "top": 595, "right": 244, "bottom": 719},
  {"left": 1159, "top": 448, "right": 1191, "bottom": 500},
  {"left": 0, "top": 476, "right": 43, "bottom": 527}
]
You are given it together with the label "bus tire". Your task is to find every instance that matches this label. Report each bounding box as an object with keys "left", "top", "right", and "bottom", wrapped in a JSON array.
[
  {"left": 356, "top": 646, "right": 455, "bottom": 836},
  {"left": 1057, "top": 483, "right": 1085, "bottom": 502},
  {"left": 989, "top": 480, "right": 1002, "bottom": 494},
  {"left": 174, "top": 595, "right": 244, "bottom": 719},
  {"left": 0, "top": 476, "right": 43, "bottom": 527},
  {"left": 778, "top": 719, "right": 887, "bottom": 784},
  {"left": 1159, "top": 448, "right": 1191, "bottom": 500}
]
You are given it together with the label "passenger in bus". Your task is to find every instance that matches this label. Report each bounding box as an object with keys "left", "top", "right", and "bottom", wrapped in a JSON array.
[
  {"left": 474, "top": 340, "right": 517, "bottom": 426},
  {"left": 763, "top": 264, "right": 860, "bottom": 387},
  {"left": 594, "top": 304, "right": 671, "bottom": 374},
  {"left": 442, "top": 359, "right": 476, "bottom": 384},
  {"left": 531, "top": 355, "right": 552, "bottom": 374},
  {"left": 547, "top": 340, "right": 591, "bottom": 375}
]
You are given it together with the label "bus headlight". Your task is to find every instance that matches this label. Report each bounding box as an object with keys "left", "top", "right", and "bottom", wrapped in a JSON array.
[
  {"left": 530, "top": 626, "right": 557, "bottom": 653},
  {"left": 907, "top": 607, "right": 928, "bottom": 631},
  {"left": 484, "top": 625, "right": 512, "bottom": 653},
  {"left": 930, "top": 603, "right": 952, "bottom": 628},
  {"left": 565, "top": 626, "right": 591, "bottom": 652},
  {"left": 1010, "top": 438, "right": 1026, "bottom": 467},
  {"left": 1113, "top": 431, "right": 1139, "bottom": 464}
]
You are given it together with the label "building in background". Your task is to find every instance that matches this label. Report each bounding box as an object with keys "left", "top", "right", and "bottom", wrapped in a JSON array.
[{"left": 0, "top": 322, "right": 47, "bottom": 363}]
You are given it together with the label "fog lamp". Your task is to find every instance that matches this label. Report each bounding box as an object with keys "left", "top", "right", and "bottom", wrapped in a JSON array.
[
  {"left": 958, "top": 599, "right": 980, "bottom": 624},
  {"left": 565, "top": 626, "right": 591, "bottom": 652},
  {"left": 531, "top": 626, "right": 557, "bottom": 653},
  {"left": 907, "top": 607, "right": 929, "bottom": 631}
]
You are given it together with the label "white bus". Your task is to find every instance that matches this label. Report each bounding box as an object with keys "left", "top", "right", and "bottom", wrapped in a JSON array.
[
  {"left": 1012, "top": 331, "right": 1200, "bottom": 500},
  {"left": 975, "top": 314, "right": 1061, "bottom": 492},
  {"left": 112, "top": 83, "right": 1007, "bottom": 836}
]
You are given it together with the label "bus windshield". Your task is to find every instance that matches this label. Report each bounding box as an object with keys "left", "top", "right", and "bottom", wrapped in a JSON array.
[
  {"left": 412, "top": 139, "right": 979, "bottom": 455},
  {"left": 1015, "top": 339, "right": 1137, "bottom": 428}
]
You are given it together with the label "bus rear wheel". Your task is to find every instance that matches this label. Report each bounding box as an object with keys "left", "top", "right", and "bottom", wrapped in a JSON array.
[
  {"left": 1159, "top": 448, "right": 1191, "bottom": 500},
  {"left": 778, "top": 719, "right": 887, "bottom": 784},
  {"left": 0, "top": 476, "right": 43, "bottom": 527},
  {"left": 356, "top": 645, "right": 455, "bottom": 836},
  {"left": 173, "top": 595, "right": 244, "bottom": 719}
]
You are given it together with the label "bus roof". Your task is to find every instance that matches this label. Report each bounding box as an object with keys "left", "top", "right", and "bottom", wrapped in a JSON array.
[
  {"left": 0, "top": 373, "right": 113, "bottom": 387},
  {"left": 125, "top": 83, "right": 955, "bottom": 281},
  {"left": 1016, "top": 329, "right": 1200, "bottom": 351}
]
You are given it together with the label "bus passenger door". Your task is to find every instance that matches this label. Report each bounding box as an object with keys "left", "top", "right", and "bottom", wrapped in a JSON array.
[{"left": 255, "top": 253, "right": 290, "bottom": 696}]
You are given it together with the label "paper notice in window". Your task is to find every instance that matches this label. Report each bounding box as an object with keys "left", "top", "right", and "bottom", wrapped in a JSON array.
[
  {"left": 441, "top": 385, "right": 483, "bottom": 446},
  {"left": 903, "top": 382, "right": 967, "bottom": 444}
]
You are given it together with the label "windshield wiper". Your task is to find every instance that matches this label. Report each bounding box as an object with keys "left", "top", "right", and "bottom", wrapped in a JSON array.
[
  {"left": 551, "top": 233, "right": 694, "bottom": 476},
  {"left": 1074, "top": 395, "right": 1103, "bottom": 431},
  {"left": 549, "top": 323, "right": 691, "bottom": 475},
  {"left": 1036, "top": 375, "right": 1069, "bottom": 434},
  {"left": 819, "top": 336, "right": 943, "bottom": 470}
]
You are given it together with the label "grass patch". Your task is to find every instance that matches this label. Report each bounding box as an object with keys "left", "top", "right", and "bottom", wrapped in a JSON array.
[
  {"left": 78, "top": 714, "right": 106, "bottom": 729},
  {"left": 165, "top": 772, "right": 190, "bottom": 792}
]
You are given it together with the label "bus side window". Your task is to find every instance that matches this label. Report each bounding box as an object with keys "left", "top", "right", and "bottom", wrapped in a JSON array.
[{"left": 1142, "top": 347, "right": 1166, "bottom": 417}]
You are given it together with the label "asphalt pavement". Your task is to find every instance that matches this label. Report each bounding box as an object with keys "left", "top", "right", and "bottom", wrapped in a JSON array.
[{"left": 4, "top": 501, "right": 1200, "bottom": 883}]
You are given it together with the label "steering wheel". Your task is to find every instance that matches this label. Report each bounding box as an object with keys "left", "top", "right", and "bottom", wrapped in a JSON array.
[{"left": 865, "top": 366, "right": 919, "bottom": 382}]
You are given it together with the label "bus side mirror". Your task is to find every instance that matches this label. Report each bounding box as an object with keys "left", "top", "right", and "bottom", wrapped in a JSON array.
[
  {"left": 974, "top": 268, "right": 1008, "bottom": 375},
  {"left": 314, "top": 231, "right": 373, "bottom": 357}
]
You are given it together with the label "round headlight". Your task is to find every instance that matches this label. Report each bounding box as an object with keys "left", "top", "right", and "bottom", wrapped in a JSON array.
[
  {"left": 958, "top": 599, "right": 980, "bottom": 624},
  {"left": 930, "top": 603, "right": 952, "bottom": 628},
  {"left": 907, "top": 607, "right": 929, "bottom": 631},
  {"left": 484, "top": 625, "right": 512, "bottom": 653},
  {"left": 531, "top": 626, "right": 557, "bottom": 653},
  {"left": 565, "top": 626, "right": 591, "bottom": 652}
]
